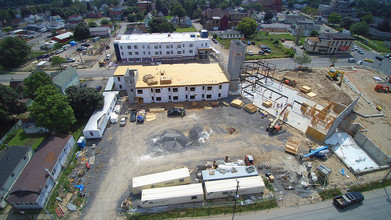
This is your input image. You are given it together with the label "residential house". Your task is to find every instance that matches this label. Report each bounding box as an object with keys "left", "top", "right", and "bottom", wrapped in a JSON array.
[
  {"left": 7, "top": 135, "right": 75, "bottom": 209},
  {"left": 0, "top": 146, "right": 33, "bottom": 208},
  {"left": 68, "top": 15, "right": 83, "bottom": 24},
  {"left": 303, "top": 33, "right": 356, "bottom": 54},
  {"left": 291, "top": 21, "right": 321, "bottom": 36},
  {"left": 113, "top": 32, "right": 212, "bottom": 64},
  {"left": 144, "top": 12, "right": 154, "bottom": 28},
  {"left": 47, "top": 21, "right": 65, "bottom": 31},
  {"left": 284, "top": 14, "right": 307, "bottom": 24},
  {"left": 86, "top": 11, "right": 103, "bottom": 18},
  {"left": 218, "top": 29, "right": 244, "bottom": 39},
  {"left": 109, "top": 7, "right": 125, "bottom": 21},
  {"left": 50, "top": 67, "right": 80, "bottom": 94},
  {"left": 89, "top": 27, "right": 111, "bottom": 38},
  {"left": 137, "top": 1, "right": 155, "bottom": 11},
  {"left": 318, "top": 0, "right": 357, "bottom": 18},
  {"left": 113, "top": 63, "right": 229, "bottom": 104},
  {"left": 258, "top": 0, "right": 283, "bottom": 12},
  {"left": 51, "top": 32, "right": 73, "bottom": 43},
  {"left": 83, "top": 91, "right": 119, "bottom": 139},
  {"left": 201, "top": 8, "right": 247, "bottom": 31}
]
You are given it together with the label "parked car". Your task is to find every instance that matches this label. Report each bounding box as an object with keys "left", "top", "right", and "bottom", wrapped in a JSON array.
[
  {"left": 247, "top": 51, "right": 253, "bottom": 55},
  {"left": 263, "top": 48, "right": 272, "bottom": 53},
  {"left": 356, "top": 60, "right": 363, "bottom": 65},
  {"left": 167, "top": 108, "right": 186, "bottom": 117},
  {"left": 348, "top": 58, "right": 356, "bottom": 63},
  {"left": 55, "top": 49, "right": 64, "bottom": 54},
  {"left": 251, "top": 41, "right": 255, "bottom": 45},
  {"left": 333, "top": 192, "right": 364, "bottom": 209},
  {"left": 258, "top": 50, "right": 265, "bottom": 55},
  {"left": 130, "top": 110, "right": 137, "bottom": 122},
  {"left": 76, "top": 46, "right": 87, "bottom": 51},
  {"left": 375, "top": 56, "right": 383, "bottom": 61},
  {"left": 358, "top": 50, "right": 364, "bottom": 54},
  {"left": 384, "top": 54, "right": 390, "bottom": 58},
  {"left": 364, "top": 58, "right": 374, "bottom": 63},
  {"left": 96, "top": 86, "right": 102, "bottom": 92},
  {"left": 120, "top": 117, "right": 126, "bottom": 126},
  {"left": 81, "top": 43, "right": 91, "bottom": 47},
  {"left": 66, "top": 58, "right": 75, "bottom": 63},
  {"left": 212, "top": 38, "right": 217, "bottom": 43}
]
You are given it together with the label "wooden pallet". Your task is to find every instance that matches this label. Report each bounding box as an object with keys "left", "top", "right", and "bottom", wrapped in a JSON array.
[{"left": 284, "top": 140, "right": 299, "bottom": 155}]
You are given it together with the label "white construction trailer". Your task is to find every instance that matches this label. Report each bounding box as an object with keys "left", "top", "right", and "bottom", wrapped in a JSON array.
[
  {"left": 140, "top": 183, "right": 204, "bottom": 208},
  {"left": 204, "top": 176, "right": 265, "bottom": 200},
  {"left": 132, "top": 167, "right": 191, "bottom": 194}
]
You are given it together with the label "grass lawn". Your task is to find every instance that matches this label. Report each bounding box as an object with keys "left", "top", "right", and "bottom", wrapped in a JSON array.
[
  {"left": 357, "top": 37, "right": 391, "bottom": 54},
  {"left": 356, "top": 42, "right": 371, "bottom": 51},
  {"left": 7, "top": 128, "right": 47, "bottom": 151},
  {"left": 175, "top": 27, "right": 197, "bottom": 33}
]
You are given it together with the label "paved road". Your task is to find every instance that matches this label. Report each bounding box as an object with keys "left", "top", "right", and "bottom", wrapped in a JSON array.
[{"left": 205, "top": 186, "right": 391, "bottom": 220}]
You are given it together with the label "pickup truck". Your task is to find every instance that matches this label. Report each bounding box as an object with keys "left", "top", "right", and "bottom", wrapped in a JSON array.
[{"left": 333, "top": 192, "right": 364, "bottom": 208}]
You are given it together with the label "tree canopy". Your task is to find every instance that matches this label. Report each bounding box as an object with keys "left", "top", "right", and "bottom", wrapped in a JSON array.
[
  {"left": 0, "top": 84, "right": 23, "bottom": 123},
  {"left": 74, "top": 22, "right": 90, "bottom": 40},
  {"left": 172, "top": 2, "right": 186, "bottom": 18},
  {"left": 350, "top": 22, "right": 370, "bottom": 36},
  {"left": 361, "top": 13, "right": 374, "bottom": 24},
  {"left": 88, "top": 21, "right": 98, "bottom": 27},
  {"left": 236, "top": 17, "right": 257, "bottom": 37},
  {"left": 149, "top": 17, "right": 176, "bottom": 33},
  {"left": 340, "top": 17, "right": 354, "bottom": 30},
  {"left": 0, "top": 37, "right": 31, "bottom": 69},
  {"left": 101, "top": 19, "right": 110, "bottom": 25},
  {"left": 264, "top": 10, "right": 273, "bottom": 22},
  {"left": 293, "top": 54, "right": 312, "bottom": 67},
  {"left": 65, "top": 86, "right": 104, "bottom": 121},
  {"left": 328, "top": 13, "right": 342, "bottom": 25},
  {"left": 51, "top": 56, "right": 67, "bottom": 70},
  {"left": 23, "top": 71, "right": 53, "bottom": 99},
  {"left": 29, "top": 84, "right": 76, "bottom": 133}
]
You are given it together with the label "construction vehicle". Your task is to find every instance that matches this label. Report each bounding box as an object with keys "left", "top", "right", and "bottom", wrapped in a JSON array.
[
  {"left": 282, "top": 76, "right": 297, "bottom": 87},
  {"left": 266, "top": 104, "right": 290, "bottom": 134},
  {"left": 327, "top": 67, "right": 345, "bottom": 81},
  {"left": 244, "top": 155, "right": 254, "bottom": 166},
  {"left": 299, "top": 146, "right": 329, "bottom": 160},
  {"left": 386, "top": 76, "right": 391, "bottom": 84},
  {"left": 374, "top": 84, "right": 390, "bottom": 93}
]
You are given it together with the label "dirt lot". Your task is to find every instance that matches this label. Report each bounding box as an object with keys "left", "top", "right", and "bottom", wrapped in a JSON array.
[{"left": 72, "top": 67, "right": 391, "bottom": 220}]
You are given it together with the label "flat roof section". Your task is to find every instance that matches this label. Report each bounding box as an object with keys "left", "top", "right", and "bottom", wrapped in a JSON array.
[
  {"left": 132, "top": 167, "right": 190, "bottom": 188},
  {"left": 117, "top": 32, "right": 207, "bottom": 43},
  {"left": 141, "top": 183, "right": 203, "bottom": 201},
  {"left": 202, "top": 166, "right": 259, "bottom": 181},
  {"left": 204, "top": 176, "right": 264, "bottom": 193},
  {"left": 114, "top": 63, "right": 229, "bottom": 88}
]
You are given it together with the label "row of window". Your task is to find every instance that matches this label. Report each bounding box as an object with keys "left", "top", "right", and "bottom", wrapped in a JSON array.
[
  {"left": 137, "top": 85, "right": 223, "bottom": 94},
  {"left": 13, "top": 202, "right": 38, "bottom": 206},
  {"left": 122, "top": 50, "right": 194, "bottom": 56},
  {"left": 330, "top": 40, "right": 353, "bottom": 47},
  {"left": 149, "top": 93, "right": 222, "bottom": 101},
  {"left": 120, "top": 43, "right": 195, "bottom": 50}
]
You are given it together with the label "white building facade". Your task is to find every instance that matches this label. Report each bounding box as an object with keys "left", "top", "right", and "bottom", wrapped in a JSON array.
[
  {"left": 113, "top": 33, "right": 212, "bottom": 64},
  {"left": 304, "top": 33, "right": 355, "bottom": 54}
]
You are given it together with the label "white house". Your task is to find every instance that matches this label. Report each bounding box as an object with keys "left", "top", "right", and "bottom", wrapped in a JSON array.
[
  {"left": 0, "top": 146, "right": 33, "bottom": 208},
  {"left": 89, "top": 27, "right": 111, "bottom": 38},
  {"left": 304, "top": 33, "right": 356, "bottom": 54},
  {"left": 83, "top": 91, "right": 119, "bottom": 139},
  {"left": 113, "top": 32, "right": 212, "bottom": 64},
  {"left": 218, "top": 29, "right": 244, "bottom": 39},
  {"left": 113, "top": 63, "right": 229, "bottom": 104},
  {"left": 8, "top": 135, "right": 75, "bottom": 209},
  {"left": 140, "top": 183, "right": 204, "bottom": 208}
]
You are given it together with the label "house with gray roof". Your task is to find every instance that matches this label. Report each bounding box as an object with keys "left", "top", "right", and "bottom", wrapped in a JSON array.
[
  {"left": 0, "top": 146, "right": 33, "bottom": 208},
  {"left": 89, "top": 27, "right": 111, "bottom": 38},
  {"left": 51, "top": 67, "right": 80, "bottom": 94}
]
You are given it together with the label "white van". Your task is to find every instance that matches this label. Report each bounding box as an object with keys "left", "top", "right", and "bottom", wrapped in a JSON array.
[{"left": 106, "top": 54, "right": 112, "bottom": 60}]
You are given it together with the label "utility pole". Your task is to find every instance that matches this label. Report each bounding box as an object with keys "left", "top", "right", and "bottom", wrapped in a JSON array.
[{"left": 232, "top": 180, "right": 239, "bottom": 220}]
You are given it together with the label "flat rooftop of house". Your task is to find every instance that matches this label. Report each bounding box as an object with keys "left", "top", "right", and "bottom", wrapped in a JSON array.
[
  {"left": 117, "top": 32, "right": 207, "bottom": 43},
  {"left": 114, "top": 63, "right": 229, "bottom": 88}
]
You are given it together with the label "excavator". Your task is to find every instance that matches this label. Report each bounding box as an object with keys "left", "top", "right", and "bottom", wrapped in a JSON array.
[
  {"left": 374, "top": 84, "right": 390, "bottom": 93},
  {"left": 327, "top": 67, "right": 345, "bottom": 81},
  {"left": 266, "top": 104, "right": 290, "bottom": 134}
]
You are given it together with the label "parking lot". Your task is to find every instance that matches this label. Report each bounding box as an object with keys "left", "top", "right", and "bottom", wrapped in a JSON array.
[{"left": 80, "top": 98, "right": 301, "bottom": 219}]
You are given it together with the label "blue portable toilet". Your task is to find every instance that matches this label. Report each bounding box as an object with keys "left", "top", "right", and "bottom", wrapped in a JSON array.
[
  {"left": 200, "top": 30, "right": 208, "bottom": 38},
  {"left": 70, "top": 41, "right": 77, "bottom": 46},
  {"left": 77, "top": 136, "right": 86, "bottom": 148}
]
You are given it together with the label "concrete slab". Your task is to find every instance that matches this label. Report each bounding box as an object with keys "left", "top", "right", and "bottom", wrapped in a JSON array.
[
  {"left": 239, "top": 77, "right": 324, "bottom": 133},
  {"left": 325, "top": 131, "right": 380, "bottom": 173}
]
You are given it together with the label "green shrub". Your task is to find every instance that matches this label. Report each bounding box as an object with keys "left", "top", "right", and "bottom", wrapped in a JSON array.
[
  {"left": 318, "top": 188, "right": 342, "bottom": 200},
  {"left": 284, "top": 48, "right": 295, "bottom": 57}
]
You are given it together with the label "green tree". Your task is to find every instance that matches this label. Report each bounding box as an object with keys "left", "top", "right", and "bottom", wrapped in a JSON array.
[
  {"left": 340, "top": 17, "right": 354, "bottom": 30},
  {"left": 51, "top": 56, "right": 66, "bottom": 70},
  {"left": 64, "top": 8, "right": 77, "bottom": 18},
  {"left": 156, "top": 0, "right": 169, "bottom": 15},
  {"left": 0, "top": 37, "right": 31, "bottom": 69},
  {"left": 88, "top": 21, "right": 98, "bottom": 27},
  {"left": 236, "top": 17, "right": 257, "bottom": 37},
  {"left": 101, "top": 19, "right": 110, "bottom": 25},
  {"left": 350, "top": 21, "right": 370, "bottom": 36},
  {"left": 127, "top": 13, "right": 136, "bottom": 22},
  {"left": 65, "top": 86, "right": 104, "bottom": 120},
  {"left": 192, "top": 7, "right": 202, "bottom": 19},
  {"left": 264, "top": 10, "right": 273, "bottom": 22},
  {"left": 361, "top": 13, "right": 373, "bottom": 24},
  {"left": 63, "top": 0, "right": 73, "bottom": 7},
  {"left": 149, "top": 17, "right": 176, "bottom": 33},
  {"left": 74, "top": 22, "right": 90, "bottom": 40},
  {"left": 29, "top": 85, "right": 76, "bottom": 133},
  {"left": 0, "top": 84, "right": 24, "bottom": 123},
  {"left": 328, "top": 13, "right": 342, "bottom": 25},
  {"left": 172, "top": 2, "right": 186, "bottom": 18},
  {"left": 246, "top": 3, "right": 263, "bottom": 12},
  {"left": 310, "top": 30, "right": 319, "bottom": 37},
  {"left": 220, "top": 2, "right": 229, "bottom": 9},
  {"left": 23, "top": 71, "right": 53, "bottom": 99},
  {"left": 293, "top": 54, "right": 312, "bottom": 67}
]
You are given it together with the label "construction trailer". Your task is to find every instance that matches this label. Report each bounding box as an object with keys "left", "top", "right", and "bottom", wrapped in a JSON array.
[
  {"left": 204, "top": 176, "right": 265, "bottom": 200},
  {"left": 140, "top": 183, "right": 204, "bottom": 208},
  {"left": 201, "top": 166, "right": 259, "bottom": 182},
  {"left": 132, "top": 168, "right": 191, "bottom": 194}
]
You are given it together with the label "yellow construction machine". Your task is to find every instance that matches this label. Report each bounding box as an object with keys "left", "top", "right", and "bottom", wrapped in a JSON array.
[
  {"left": 266, "top": 104, "right": 290, "bottom": 134},
  {"left": 327, "top": 67, "right": 344, "bottom": 81}
]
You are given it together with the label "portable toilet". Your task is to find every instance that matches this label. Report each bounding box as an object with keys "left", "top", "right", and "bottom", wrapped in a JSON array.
[
  {"left": 70, "top": 41, "right": 77, "bottom": 46},
  {"left": 77, "top": 136, "right": 86, "bottom": 148},
  {"left": 200, "top": 30, "right": 208, "bottom": 38}
]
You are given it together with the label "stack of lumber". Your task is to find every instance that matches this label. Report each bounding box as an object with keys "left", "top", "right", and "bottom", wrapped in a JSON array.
[
  {"left": 160, "top": 77, "right": 172, "bottom": 84},
  {"left": 211, "top": 102, "right": 220, "bottom": 107},
  {"left": 284, "top": 140, "right": 299, "bottom": 155},
  {"left": 262, "top": 100, "right": 273, "bottom": 108},
  {"left": 244, "top": 103, "right": 258, "bottom": 114},
  {"left": 146, "top": 78, "right": 158, "bottom": 85},
  {"left": 149, "top": 108, "right": 165, "bottom": 113},
  {"left": 143, "top": 74, "right": 154, "bottom": 82},
  {"left": 300, "top": 86, "right": 312, "bottom": 93},
  {"left": 230, "top": 99, "right": 244, "bottom": 108},
  {"left": 145, "top": 113, "right": 156, "bottom": 121}
]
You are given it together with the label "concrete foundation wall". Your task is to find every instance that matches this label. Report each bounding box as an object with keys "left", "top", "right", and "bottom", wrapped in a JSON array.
[
  {"left": 339, "top": 120, "right": 363, "bottom": 136},
  {"left": 354, "top": 132, "right": 391, "bottom": 166}
]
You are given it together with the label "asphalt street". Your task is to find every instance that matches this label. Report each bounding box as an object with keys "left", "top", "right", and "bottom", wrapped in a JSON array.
[{"left": 207, "top": 186, "right": 391, "bottom": 220}]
